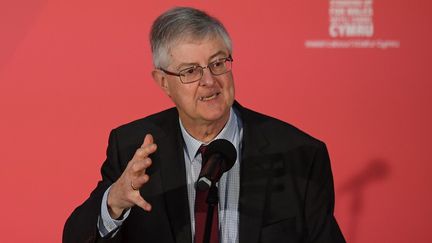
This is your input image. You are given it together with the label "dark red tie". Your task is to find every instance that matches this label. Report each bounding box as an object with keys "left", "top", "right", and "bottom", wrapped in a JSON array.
[{"left": 195, "top": 145, "right": 219, "bottom": 243}]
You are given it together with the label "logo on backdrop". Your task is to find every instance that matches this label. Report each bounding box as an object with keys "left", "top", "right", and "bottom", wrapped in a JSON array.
[{"left": 305, "top": 0, "right": 400, "bottom": 49}]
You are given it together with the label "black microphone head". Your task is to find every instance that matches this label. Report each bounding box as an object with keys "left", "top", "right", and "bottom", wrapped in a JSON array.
[
  {"left": 204, "top": 139, "right": 237, "bottom": 172},
  {"left": 196, "top": 139, "right": 237, "bottom": 191}
]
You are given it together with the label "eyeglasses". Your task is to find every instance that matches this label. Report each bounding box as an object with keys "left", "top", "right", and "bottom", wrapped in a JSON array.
[{"left": 159, "top": 55, "right": 233, "bottom": 84}]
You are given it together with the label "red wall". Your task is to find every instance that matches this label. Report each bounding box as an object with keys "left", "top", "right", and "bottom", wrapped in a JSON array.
[{"left": 1, "top": 0, "right": 431, "bottom": 242}]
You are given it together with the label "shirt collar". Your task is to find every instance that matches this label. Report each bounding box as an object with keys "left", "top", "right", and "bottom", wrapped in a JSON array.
[{"left": 179, "top": 108, "right": 238, "bottom": 162}]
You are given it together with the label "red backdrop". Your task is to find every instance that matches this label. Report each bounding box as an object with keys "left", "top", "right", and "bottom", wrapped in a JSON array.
[{"left": 1, "top": 0, "right": 431, "bottom": 242}]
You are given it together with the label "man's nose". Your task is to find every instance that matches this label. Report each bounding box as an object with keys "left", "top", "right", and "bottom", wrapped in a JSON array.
[{"left": 199, "top": 67, "right": 216, "bottom": 86}]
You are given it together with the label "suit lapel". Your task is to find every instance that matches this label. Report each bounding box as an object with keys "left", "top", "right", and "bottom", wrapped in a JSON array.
[
  {"left": 236, "top": 104, "right": 270, "bottom": 243},
  {"left": 156, "top": 111, "right": 192, "bottom": 243}
]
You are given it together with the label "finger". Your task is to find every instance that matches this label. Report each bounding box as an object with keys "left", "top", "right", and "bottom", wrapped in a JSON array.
[
  {"left": 130, "top": 173, "right": 150, "bottom": 190},
  {"left": 133, "top": 194, "right": 152, "bottom": 212},
  {"left": 130, "top": 158, "right": 152, "bottom": 174},
  {"left": 132, "top": 138, "right": 157, "bottom": 161},
  {"left": 141, "top": 134, "right": 157, "bottom": 155},
  {"left": 139, "top": 142, "right": 157, "bottom": 157},
  {"left": 132, "top": 145, "right": 157, "bottom": 162},
  {"left": 141, "top": 134, "right": 154, "bottom": 148}
]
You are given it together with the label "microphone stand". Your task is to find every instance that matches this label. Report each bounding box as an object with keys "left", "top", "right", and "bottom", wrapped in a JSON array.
[{"left": 203, "top": 182, "right": 218, "bottom": 243}]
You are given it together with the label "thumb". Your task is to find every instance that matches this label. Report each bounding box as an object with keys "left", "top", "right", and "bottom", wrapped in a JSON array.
[{"left": 134, "top": 194, "right": 152, "bottom": 212}]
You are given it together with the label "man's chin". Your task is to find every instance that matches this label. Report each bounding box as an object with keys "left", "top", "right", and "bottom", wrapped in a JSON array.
[{"left": 200, "top": 107, "right": 230, "bottom": 123}]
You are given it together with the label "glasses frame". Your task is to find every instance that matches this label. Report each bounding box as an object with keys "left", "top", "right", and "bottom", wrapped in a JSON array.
[{"left": 159, "top": 55, "right": 233, "bottom": 84}]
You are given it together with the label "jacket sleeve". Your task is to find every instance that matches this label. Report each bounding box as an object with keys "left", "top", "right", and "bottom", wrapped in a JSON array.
[{"left": 63, "top": 129, "right": 125, "bottom": 243}]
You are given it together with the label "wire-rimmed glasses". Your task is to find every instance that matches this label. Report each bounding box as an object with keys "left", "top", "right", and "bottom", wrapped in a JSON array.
[{"left": 159, "top": 55, "right": 233, "bottom": 84}]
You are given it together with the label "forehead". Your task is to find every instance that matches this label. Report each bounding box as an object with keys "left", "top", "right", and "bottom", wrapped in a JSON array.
[{"left": 167, "top": 36, "right": 229, "bottom": 66}]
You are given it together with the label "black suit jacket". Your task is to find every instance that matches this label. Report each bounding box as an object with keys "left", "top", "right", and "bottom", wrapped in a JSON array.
[{"left": 63, "top": 102, "right": 345, "bottom": 243}]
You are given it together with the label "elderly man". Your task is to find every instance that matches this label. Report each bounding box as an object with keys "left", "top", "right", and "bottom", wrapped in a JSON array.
[{"left": 63, "top": 6, "right": 345, "bottom": 243}]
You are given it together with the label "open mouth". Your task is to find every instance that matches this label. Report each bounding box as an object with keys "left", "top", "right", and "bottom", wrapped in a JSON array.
[{"left": 199, "top": 92, "right": 220, "bottom": 101}]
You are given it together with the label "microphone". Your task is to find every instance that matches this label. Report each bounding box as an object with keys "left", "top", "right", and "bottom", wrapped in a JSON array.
[{"left": 196, "top": 139, "right": 237, "bottom": 191}]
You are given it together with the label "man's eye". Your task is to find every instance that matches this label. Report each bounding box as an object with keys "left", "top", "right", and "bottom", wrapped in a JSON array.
[
  {"left": 182, "top": 68, "right": 197, "bottom": 75},
  {"left": 212, "top": 61, "right": 224, "bottom": 67}
]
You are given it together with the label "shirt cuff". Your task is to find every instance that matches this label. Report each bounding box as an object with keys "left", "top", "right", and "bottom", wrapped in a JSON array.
[{"left": 98, "top": 185, "right": 131, "bottom": 237}]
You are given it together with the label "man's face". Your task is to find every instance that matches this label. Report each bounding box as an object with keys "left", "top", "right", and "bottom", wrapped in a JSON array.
[{"left": 153, "top": 36, "right": 235, "bottom": 127}]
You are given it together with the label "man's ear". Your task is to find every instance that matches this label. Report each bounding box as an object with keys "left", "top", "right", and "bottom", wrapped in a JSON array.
[{"left": 152, "top": 69, "right": 171, "bottom": 97}]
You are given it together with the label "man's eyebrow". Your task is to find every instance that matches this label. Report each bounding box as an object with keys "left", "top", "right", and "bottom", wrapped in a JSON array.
[
  {"left": 208, "top": 51, "right": 228, "bottom": 60},
  {"left": 175, "top": 50, "right": 229, "bottom": 70},
  {"left": 176, "top": 62, "right": 199, "bottom": 71}
]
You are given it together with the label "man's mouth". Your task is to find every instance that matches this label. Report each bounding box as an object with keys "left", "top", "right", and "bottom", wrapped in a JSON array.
[{"left": 199, "top": 92, "right": 220, "bottom": 101}]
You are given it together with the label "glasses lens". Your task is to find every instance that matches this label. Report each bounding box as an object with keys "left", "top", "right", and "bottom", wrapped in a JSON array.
[
  {"left": 209, "top": 58, "right": 232, "bottom": 75},
  {"left": 180, "top": 67, "right": 203, "bottom": 83}
]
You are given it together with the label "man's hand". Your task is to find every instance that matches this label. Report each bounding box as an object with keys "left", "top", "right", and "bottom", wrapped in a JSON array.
[{"left": 107, "top": 134, "right": 157, "bottom": 219}]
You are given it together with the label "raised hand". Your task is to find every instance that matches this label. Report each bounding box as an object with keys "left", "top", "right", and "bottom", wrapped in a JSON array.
[{"left": 107, "top": 134, "right": 157, "bottom": 219}]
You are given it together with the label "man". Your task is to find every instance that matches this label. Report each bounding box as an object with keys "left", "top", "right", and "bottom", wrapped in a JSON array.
[{"left": 63, "top": 6, "right": 345, "bottom": 243}]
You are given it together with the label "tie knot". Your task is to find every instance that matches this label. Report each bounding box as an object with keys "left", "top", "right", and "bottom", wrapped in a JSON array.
[{"left": 198, "top": 144, "right": 208, "bottom": 156}]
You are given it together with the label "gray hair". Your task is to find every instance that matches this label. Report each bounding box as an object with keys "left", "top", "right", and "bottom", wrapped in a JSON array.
[{"left": 150, "top": 7, "right": 232, "bottom": 68}]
